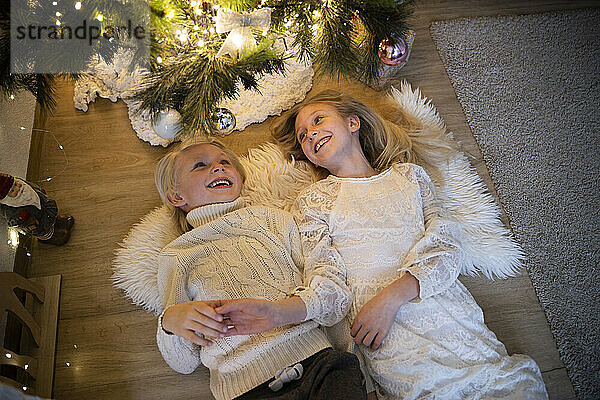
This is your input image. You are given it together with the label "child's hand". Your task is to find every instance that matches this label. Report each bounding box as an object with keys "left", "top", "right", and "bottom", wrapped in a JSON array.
[
  {"left": 350, "top": 289, "right": 400, "bottom": 350},
  {"left": 351, "top": 273, "right": 419, "bottom": 350},
  {"left": 216, "top": 296, "right": 307, "bottom": 336},
  {"left": 161, "top": 301, "right": 229, "bottom": 346},
  {"left": 215, "top": 298, "right": 279, "bottom": 335}
]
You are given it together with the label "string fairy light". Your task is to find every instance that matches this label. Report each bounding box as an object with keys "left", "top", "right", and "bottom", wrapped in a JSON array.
[{"left": 31, "top": 128, "right": 69, "bottom": 184}]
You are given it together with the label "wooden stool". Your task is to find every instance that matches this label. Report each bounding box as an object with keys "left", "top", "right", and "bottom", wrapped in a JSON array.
[{"left": 0, "top": 272, "right": 61, "bottom": 398}]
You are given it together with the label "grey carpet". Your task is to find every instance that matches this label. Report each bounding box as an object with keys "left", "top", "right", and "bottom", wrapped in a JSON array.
[{"left": 430, "top": 9, "right": 600, "bottom": 400}]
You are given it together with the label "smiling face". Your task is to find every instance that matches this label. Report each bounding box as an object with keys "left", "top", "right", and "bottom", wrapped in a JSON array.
[
  {"left": 169, "top": 143, "right": 243, "bottom": 212},
  {"left": 294, "top": 103, "right": 361, "bottom": 171}
]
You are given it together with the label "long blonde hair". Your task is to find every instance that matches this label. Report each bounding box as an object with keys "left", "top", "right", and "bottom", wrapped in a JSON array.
[
  {"left": 154, "top": 137, "right": 246, "bottom": 235},
  {"left": 271, "top": 89, "right": 457, "bottom": 181}
]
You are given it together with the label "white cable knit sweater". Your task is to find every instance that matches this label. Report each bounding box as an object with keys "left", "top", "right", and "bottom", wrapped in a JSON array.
[{"left": 155, "top": 198, "right": 346, "bottom": 400}]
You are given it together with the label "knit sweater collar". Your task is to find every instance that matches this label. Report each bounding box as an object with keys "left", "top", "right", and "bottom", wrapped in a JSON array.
[{"left": 186, "top": 197, "right": 245, "bottom": 228}]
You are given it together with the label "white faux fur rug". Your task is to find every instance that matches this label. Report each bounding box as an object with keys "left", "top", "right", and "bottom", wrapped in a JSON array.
[{"left": 112, "top": 81, "right": 524, "bottom": 318}]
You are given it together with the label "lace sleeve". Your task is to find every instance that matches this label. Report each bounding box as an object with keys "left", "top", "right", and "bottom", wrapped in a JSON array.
[
  {"left": 398, "top": 164, "right": 465, "bottom": 301},
  {"left": 155, "top": 252, "right": 202, "bottom": 374},
  {"left": 291, "top": 183, "right": 353, "bottom": 327}
]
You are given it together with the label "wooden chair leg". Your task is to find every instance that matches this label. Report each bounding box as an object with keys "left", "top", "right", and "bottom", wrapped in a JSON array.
[{"left": 0, "top": 272, "right": 61, "bottom": 398}]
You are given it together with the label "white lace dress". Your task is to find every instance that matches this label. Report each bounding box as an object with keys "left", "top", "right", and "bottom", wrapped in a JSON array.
[{"left": 293, "top": 163, "right": 548, "bottom": 399}]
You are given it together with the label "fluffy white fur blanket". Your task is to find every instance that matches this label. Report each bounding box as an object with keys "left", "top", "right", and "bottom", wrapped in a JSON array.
[{"left": 112, "top": 81, "right": 525, "bottom": 315}]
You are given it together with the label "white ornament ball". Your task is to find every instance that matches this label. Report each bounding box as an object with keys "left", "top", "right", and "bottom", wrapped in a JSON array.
[{"left": 152, "top": 109, "right": 182, "bottom": 139}]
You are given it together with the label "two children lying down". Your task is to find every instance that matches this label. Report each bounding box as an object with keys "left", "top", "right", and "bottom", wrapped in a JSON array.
[{"left": 154, "top": 91, "right": 548, "bottom": 400}]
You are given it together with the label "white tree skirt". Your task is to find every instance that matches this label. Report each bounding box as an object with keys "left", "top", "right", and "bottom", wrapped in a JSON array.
[{"left": 74, "top": 41, "right": 314, "bottom": 146}]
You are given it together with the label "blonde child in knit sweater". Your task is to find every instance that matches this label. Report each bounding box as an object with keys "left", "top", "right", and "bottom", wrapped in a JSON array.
[
  {"left": 154, "top": 137, "right": 366, "bottom": 400},
  {"left": 222, "top": 91, "right": 548, "bottom": 399}
]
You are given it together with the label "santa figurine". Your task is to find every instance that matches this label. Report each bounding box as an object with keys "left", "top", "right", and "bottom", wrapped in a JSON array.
[{"left": 0, "top": 173, "right": 74, "bottom": 246}]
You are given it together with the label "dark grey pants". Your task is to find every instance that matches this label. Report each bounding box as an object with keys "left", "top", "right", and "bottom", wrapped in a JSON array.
[{"left": 235, "top": 348, "right": 367, "bottom": 400}]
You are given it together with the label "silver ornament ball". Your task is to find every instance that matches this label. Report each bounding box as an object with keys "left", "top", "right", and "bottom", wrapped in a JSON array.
[
  {"left": 214, "top": 108, "right": 236, "bottom": 136},
  {"left": 152, "top": 109, "right": 182, "bottom": 139}
]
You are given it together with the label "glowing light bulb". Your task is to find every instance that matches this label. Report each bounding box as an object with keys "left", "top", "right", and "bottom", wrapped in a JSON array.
[
  {"left": 231, "top": 31, "right": 243, "bottom": 48},
  {"left": 74, "top": 344, "right": 78, "bottom": 349},
  {"left": 193, "top": 24, "right": 199, "bottom": 30},
  {"left": 24, "top": 364, "right": 29, "bottom": 370},
  {"left": 26, "top": 252, "right": 31, "bottom": 256},
  {"left": 262, "top": 29, "right": 268, "bottom": 36},
  {"left": 10, "top": 94, "right": 14, "bottom": 99},
  {"left": 156, "top": 56, "right": 162, "bottom": 63},
  {"left": 52, "top": 1, "right": 57, "bottom": 5},
  {"left": 167, "top": 10, "right": 175, "bottom": 18},
  {"left": 190, "top": 0, "right": 197, "bottom": 6},
  {"left": 56, "top": 11, "right": 61, "bottom": 16},
  {"left": 20, "top": 126, "right": 25, "bottom": 130},
  {"left": 56, "top": 20, "right": 61, "bottom": 26},
  {"left": 75, "top": 1, "right": 81, "bottom": 9},
  {"left": 212, "top": 4, "right": 219, "bottom": 9},
  {"left": 197, "top": 39, "right": 205, "bottom": 47},
  {"left": 59, "top": 145, "right": 64, "bottom": 150},
  {"left": 209, "top": 27, "right": 215, "bottom": 33},
  {"left": 66, "top": 362, "right": 71, "bottom": 367},
  {"left": 96, "top": 14, "right": 103, "bottom": 22},
  {"left": 8, "top": 228, "right": 19, "bottom": 248},
  {"left": 23, "top": 387, "right": 27, "bottom": 391},
  {"left": 5, "top": 353, "right": 12, "bottom": 358},
  {"left": 195, "top": 8, "right": 201, "bottom": 15}
]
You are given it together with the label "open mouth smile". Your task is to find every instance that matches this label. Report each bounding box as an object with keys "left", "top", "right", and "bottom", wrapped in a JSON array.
[
  {"left": 207, "top": 178, "right": 233, "bottom": 188},
  {"left": 314, "top": 136, "right": 331, "bottom": 153}
]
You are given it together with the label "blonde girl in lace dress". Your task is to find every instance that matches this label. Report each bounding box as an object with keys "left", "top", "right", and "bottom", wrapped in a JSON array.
[{"left": 265, "top": 90, "right": 549, "bottom": 399}]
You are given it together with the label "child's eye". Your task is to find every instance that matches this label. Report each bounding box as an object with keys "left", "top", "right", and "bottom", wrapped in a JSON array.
[
  {"left": 315, "top": 115, "right": 323, "bottom": 124},
  {"left": 193, "top": 162, "right": 206, "bottom": 169},
  {"left": 298, "top": 131, "right": 306, "bottom": 142},
  {"left": 220, "top": 160, "right": 230, "bottom": 165}
]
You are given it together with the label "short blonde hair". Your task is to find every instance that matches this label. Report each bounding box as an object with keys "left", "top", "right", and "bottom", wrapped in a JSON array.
[
  {"left": 154, "top": 137, "right": 246, "bottom": 235},
  {"left": 271, "top": 90, "right": 457, "bottom": 181}
]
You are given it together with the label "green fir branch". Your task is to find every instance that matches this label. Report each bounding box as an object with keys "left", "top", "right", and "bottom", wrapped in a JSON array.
[
  {"left": 133, "top": 40, "right": 284, "bottom": 136},
  {"left": 313, "top": 0, "right": 359, "bottom": 80}
]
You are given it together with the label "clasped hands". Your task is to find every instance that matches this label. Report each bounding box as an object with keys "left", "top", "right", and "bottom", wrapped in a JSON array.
[
  {"left": 161, "top": 297, "right": 303, "bottom": 347},
  {"left": 162, "top": 273, "right": 417, "bottom": 350}
]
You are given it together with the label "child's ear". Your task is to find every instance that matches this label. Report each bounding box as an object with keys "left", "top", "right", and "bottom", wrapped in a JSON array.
[
  {"left": 349, "top": 115, "right": 360, "bottom": 133},
  {"left": 166, "top": 190, "right": 186, "bottom": 208}
]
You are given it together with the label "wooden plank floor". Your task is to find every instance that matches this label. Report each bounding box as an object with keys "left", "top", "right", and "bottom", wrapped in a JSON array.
[{"left": 23, "top": 1, "right": 597, "bottom": 398}]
